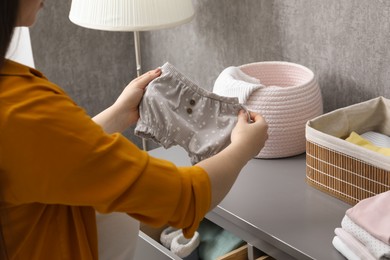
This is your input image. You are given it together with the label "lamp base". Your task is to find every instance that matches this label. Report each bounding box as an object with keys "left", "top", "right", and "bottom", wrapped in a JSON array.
[{"left": 133, "top": 31, "right": 148, "bottom": 151}]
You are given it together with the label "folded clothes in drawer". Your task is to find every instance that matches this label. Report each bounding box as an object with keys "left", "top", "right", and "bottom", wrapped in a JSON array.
[{"left": 305, "top": 96, "right": 390, "bottom": 205}]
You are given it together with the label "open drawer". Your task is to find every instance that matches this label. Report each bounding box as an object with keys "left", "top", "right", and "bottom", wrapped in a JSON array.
[
  {"left": 216, "top": 244, "right": 275, "bottom": 260},
  {"left": 135, "top": 224, "right": 274, "bottom": 260},
  {"left": 134, "top": 225, "right": 180, "bottom": 260}
]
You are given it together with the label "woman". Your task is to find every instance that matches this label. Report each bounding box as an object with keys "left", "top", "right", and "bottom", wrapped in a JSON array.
[{"left": 0, "top": 0, "right": 268, "bottom": 259}]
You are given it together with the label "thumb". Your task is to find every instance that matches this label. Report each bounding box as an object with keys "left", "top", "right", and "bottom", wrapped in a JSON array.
[{"left": 237, "top": 110, "right": 249, "bottom": 123}]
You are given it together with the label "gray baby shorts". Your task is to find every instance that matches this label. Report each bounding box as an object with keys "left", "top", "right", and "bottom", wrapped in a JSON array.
[{"left": 135, "top": 62, "right": 245, "bottom": 164}]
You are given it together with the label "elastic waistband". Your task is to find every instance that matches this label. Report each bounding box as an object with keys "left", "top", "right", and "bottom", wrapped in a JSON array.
[{"left": 161, "top": 62, "right": 240, "bottom": 105}]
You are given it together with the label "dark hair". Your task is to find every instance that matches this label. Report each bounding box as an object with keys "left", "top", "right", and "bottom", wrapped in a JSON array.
[{"left": 0, "top": 0, "right": 20, "bottom": 68}]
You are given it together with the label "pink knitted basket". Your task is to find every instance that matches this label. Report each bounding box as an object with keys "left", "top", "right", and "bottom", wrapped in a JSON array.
[{"left": 239, "top": 61, "right": 323, "bottom": 158}]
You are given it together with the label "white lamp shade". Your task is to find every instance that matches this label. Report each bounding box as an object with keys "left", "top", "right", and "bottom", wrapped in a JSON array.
[{"left": 69, "top": 0, "right": 195, "bottom": 31}]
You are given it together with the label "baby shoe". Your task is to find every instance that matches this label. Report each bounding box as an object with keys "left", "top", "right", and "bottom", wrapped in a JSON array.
[
  {"left": 170, "top": 231, "right": 200, "bottom": 258},
  {"left": 160, "top": 226, "right": 182, "bottom": 249}
]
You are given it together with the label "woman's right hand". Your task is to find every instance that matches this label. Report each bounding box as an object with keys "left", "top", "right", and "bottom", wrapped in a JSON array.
[
  {"left": 230, "top": 110, "right": 268, "bottom": 161},
  {"left": 196, "top": 109, "right": 268, "bottom": 209}
]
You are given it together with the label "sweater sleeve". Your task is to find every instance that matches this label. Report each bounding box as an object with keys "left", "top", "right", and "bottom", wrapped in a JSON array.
[{"left": 0, "top": 76, "right": 211, "bottom": 237}]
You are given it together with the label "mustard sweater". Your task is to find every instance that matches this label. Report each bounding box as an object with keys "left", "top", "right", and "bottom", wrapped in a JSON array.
[{"left": 0, "top": 60, "right": 211, "bottom": 259}]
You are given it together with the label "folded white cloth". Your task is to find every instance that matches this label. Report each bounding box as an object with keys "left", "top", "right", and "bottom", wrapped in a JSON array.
[
  {"left": 333, "top": 235, "right": 361, "bottom": 260},
  {"left": 170, "top": 231, "right": 200, "bottom": 258},
  {"left": 361, "top": 131, "right": 390, "bottom": 148},
  {"left": 346, "top": 190, "right": 390, "bottom": 246},
  {"left": 213, "top": 66, "right": 263, "bottom": 104},
  {"left": 335, "top": 228, "right": 376, "bottom": 260},
  {"left": 342, "top": 215, "right": 390, "bottom": 259},
  {"left": 160, "top": 226, "right": 182, "bottom": 249}
]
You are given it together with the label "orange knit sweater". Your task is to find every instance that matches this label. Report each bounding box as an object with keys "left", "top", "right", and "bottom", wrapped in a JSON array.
[{"left": 0, "top": 60, "right": 211, "bottom": 259}]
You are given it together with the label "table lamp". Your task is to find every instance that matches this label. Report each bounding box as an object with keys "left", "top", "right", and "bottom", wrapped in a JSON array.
[{"left": 69, "top": 0, "right": 195, "bottom": 150}]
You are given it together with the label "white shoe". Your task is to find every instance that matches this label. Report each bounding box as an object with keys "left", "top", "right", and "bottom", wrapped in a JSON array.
[
  {"left": 160, "top": 227, "right": 182, "bottom": 249},
  {"left": 170, "top": 231, "right": 200, "bottom": 258}
]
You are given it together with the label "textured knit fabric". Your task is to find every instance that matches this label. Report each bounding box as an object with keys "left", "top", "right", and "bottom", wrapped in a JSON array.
[
  {"left": 160, "top": 226, "right": 200, "bottom": 258},
  {"left": 335, "top": 228, "right": 376, "bottom": 260},
  {"left": 0, "top": 60, "right": 211, "bottom": 259},
  {"left": 135, "top": 62, "right": 244, "bottom": 164},
  {"left": 213, "top": 66, "right": 263, "bottom": 104},
  {"left": 160, "top": 226, "right": 182, "bottom": 249},
  {"left": 341, "top": 215, "right": 390, "bottom": 259},
  {"left": 346, "top": 131, "right": 390, "bottom": 156},
  {"left": 332, "top": 236, "right": 361, "bottom": 260},
  {"left": 234, "top": 61, "right": 323, "bottom": 158},
  {"left": 346, "top": 190, "right": 390, "bottom": 246},
  {"left": 361, "top": 131, "right": 390, "bottom": 148},
  {"left": 170, "top": 231, "right": 200, "bottom": 258}
]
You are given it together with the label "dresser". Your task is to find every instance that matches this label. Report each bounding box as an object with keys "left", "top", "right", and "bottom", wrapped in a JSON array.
[{"left": 135, "top": 146, "right": 350, "bottom": 260}]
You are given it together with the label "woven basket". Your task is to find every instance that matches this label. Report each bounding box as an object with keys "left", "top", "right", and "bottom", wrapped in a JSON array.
[
  {"left": 240, "top": 61, "right": 323, "bottom": 158},
  {"left": 306, "top": 97, "right": 390, "bottom": 205}
]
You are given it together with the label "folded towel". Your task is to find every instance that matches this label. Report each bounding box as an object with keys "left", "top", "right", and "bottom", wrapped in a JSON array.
[
  {"left": 213, "top": 66, "right": 263, "bottom": 104},
  {"left": 342, "top": 215, "right": 390, "bottom": 259},
  {"left": 332, "top": 235, "right": 361, "bottom": 260},
  {"left": 345, "top": 131, "right": 390, "bottom": 156},
  {"left": 361, "top": 131, "right": 390, "bottom": 148},
  {"left": 335, "top": 228, "right": 376, "bottom": 260},
  {"left": 346, "top": 190, "right": 390, "bottom": 246}
]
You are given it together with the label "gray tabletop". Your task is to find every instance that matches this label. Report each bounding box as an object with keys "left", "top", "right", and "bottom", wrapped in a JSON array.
[{"left": 149, "top": 146, "right": 350, "bottom": 260}]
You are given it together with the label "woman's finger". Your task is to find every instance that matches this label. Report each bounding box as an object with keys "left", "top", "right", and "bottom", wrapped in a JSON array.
[{"left": 133, "top": 68, "right": 161, "bottom": 84}]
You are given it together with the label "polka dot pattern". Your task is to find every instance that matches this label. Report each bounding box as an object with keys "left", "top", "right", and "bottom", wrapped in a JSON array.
[
  {"left": 135, "top": 63, "right": 244, "bottom": 164},
  {"left": 341, "top": 215, "right": 390, "bottom": 259}
]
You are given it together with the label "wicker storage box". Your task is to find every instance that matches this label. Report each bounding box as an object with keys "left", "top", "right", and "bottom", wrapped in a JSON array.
[{"left": 305, "top": 96, "right": 390, "bottom": 205}]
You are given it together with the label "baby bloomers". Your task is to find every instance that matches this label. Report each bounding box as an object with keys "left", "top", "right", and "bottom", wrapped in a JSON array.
[{"left": 135, "top": 62, "right": 248, "bottom": 164}]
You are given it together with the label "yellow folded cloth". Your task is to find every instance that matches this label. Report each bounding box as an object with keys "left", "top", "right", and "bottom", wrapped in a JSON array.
[{"left": 345, "top": 131, "right": 390, "bottom": 156}]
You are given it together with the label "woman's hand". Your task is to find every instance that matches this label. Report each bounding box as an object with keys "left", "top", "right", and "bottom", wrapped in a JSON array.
[
  {"left": 93, "top": 68, "right": 161, "bottom": 134},
  {"left": 196, "top": 110, "right": 268, "bottom": 209},
  {"left": 114, "top": 68, "right": 162, "bottom": 126},
  {"left": 230, "top": 110, "right": 268, "bottom": 162}
]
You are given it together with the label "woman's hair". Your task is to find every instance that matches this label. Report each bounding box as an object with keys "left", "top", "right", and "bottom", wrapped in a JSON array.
[{"left": 0, "top": 0, "right": 20, "bottom": 68}]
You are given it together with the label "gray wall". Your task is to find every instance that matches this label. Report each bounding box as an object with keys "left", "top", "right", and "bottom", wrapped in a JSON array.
[
  {"left": 30, "top": 0, "right": 390, "bottom": 147},
  {"left": 142, "top": 0, "right": 390, "bottom": 112},
  {"left": 31, "top": 0, "right": 142, "bottom": 145}
]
